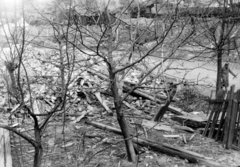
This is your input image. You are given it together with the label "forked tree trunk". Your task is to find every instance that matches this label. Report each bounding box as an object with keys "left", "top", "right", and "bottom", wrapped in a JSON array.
[{"left": 105, "top": 7, "right": 136, "bottom": 162}]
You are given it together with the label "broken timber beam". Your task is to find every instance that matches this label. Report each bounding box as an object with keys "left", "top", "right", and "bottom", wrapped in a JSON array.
[
  {"left": 124, "top": 85, "right": 187, "bottom": 115},
  {"left": 94, "top": 92, "right": 113, "bottom": 115},
  {"left": 87, "top": 69, "right": 187, "bottom": 116},
  {"left": 124, "top": 80, "right": 180, "bottom": 101},
  {"left": 123, "top": 85, "right": 163, "bottom": 103},
  {"left": 86, "top": 120, "right": 227, "bottom": 167}
]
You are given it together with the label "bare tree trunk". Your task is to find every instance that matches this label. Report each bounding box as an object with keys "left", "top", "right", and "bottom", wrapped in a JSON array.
[
  {"left": 216, "top": 50, "right": 223, "bottom": 93},
  {"left": 109, "top": 71, "right": 136, "bottom": 162},
  {"left": 33, "top": 127, "right": 43, "bottom": 167},
  {"left": 216, "top": 20, "right": 225, "bottom": 93},
  {"left": 5, "top": 61, "right": 19, "bottom": 102},
  {"left": 9, "top": 71, "right": 17, "bottom": 92},
  {"left": 33, "top": 145, "right": 43, "bottom": 167},
  {"left": 104, "top": 7, "right": 136, "bottom": 162},
  {"left": 59, "top": 42, "right": 66, "bottom": 124},
  {"left": 5, "top": 62, "right": 17, "bottom": 90}
]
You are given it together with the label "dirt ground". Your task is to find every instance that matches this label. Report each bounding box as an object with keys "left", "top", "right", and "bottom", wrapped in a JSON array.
[
  {"left": 1, "top": 50, "right": 239, "bottom": 167},
  {"left": 7, "top": 99, "right": 240, "bottom": 167},
  {"left": 1, "top": 36, "right": 240, "bottom": 167}
]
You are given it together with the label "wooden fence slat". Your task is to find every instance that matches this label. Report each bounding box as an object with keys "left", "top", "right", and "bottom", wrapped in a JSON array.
[
  {"left": 204, "top": 89, "right": 227, "bottom": 138},
  {"left": 223, "top": 85, "right": 235, "bottom": 148},
  {"left": 235, "top": 89, "right": 240, "bottom": 147},
  {"left": 227, "top": 100, "right": 238, "bottom": 148},
  {"left": 214, "top": 100, "right": 229, "bottom": 141},
  {"left": 203, "top": 106, "right": 214, "bottom": 137},
  {"left": 204, "top": 87, "right": 240, "bottom": 150},
  {"left": 208, "top": 103, "right": 223, "bottom": 138},
  {"left": 233, "top": 101, "right": 240, "bottom": 146},
  {"left": 237, "top": 102, "right": 240, "bottom": 147}
]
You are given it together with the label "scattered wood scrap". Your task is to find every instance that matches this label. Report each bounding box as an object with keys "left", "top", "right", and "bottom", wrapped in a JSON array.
[
  {"left": 124, "top": 84, "right": 187, "bottom": 116},
  {"left": 86, "top": 120, "right": 228, "bottom": 167},
  {"left": 123, "top": 101, "right": 142, "bottom": 115},
  {"left": 94, "top": 92, "right": 113, "bottom": 115},
  {"left": 71, "top": 110, "right": 90, "bottom": 124},
  {"left": 163, "top": 134, "right": 180, "bottom": 138},
  {"left": 168, "top": 105, "right": 188, "bottom": 115},
  {"left": 171, "top": 112, "right": 208, "bottom": 128},
  {"left": 172, "top": 125, "right": 194, "bottom": 133},
  {"left": 142, "top": 119, "right": 174, "bottom": 132},
  {"left": 87, "top": 69, "right": 186, "bottom": 116}
]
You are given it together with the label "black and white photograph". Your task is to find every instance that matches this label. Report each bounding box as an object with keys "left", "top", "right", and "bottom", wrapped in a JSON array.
[{"left": 0, "top": 0, "right": 240, "bottom": 166}]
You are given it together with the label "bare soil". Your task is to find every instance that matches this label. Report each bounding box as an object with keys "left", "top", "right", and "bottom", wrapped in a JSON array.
[{"left": 8, "top": 101, "right": 240, "bottom": 167}]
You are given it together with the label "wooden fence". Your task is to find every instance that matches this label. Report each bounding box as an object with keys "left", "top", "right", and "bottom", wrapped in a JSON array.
[{"left": 203, "top": 85, "right": 240, "bottom": 149}]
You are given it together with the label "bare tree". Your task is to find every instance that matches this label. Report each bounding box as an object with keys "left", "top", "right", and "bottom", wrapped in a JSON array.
[
  {"left": 0, "top": 0, "right": 208, "bottom": 166},
  {"left": 0, "top": 1, "right": 78, "bottom": 166},
  {"left": 179, "top": 0, "right": 240, "bottom": 93},
  {"left": 56, "top": 0, "right": 196, "bottom": 162}
]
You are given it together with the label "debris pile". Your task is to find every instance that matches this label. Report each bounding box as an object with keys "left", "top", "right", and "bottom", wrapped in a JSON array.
[{"left": 2, "top": 50, "right": 235, "bottom": 167}]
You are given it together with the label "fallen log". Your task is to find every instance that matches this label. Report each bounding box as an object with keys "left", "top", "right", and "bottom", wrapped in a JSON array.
[
  {"left": 167, "top": 106, "right": 187, "bottom": 115},
  {"left": 124, "top": 80, "right": 180, "bottom": 102},
  {"left": 171, "top": 116, "right": 207, "bottom": 128},
  {"left": 86, "top": 120, "right": 227, "bottom": 167},
  {"left": 123, "top": 85, "right": 163, "bottom": 103},
  {"left": 124, "top": 85, "right": 187, "bottom": 115}
]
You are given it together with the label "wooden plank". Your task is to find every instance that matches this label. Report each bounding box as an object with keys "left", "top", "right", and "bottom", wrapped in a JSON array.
[
  {"left": 86, "top": 120, "right": 228, "bottom": 167},
  {"left": 167, "top": 105, "right": 188, "bottom": 115},
  {"left": 231, "top": 91, "right": 239, "bottom": 146},
  {"left": 208, "top": 103, "right": 224, "bottom": 138},
  {"left": 204, "top": 88, "right": 227, "bottom": 138},
  {"left": 0, "top": 127, "right": 12, "bottom": 167},
  {"left": 214, "top": 100, "right": 229, "bottom": 141},
  {"left": 234, "top": 90, "right": 240, "bottom": 146},
  {"left": 223, "top": 85, "right": 235, "bottom": 148},
  {"left": 237, "top": 105, "right": 240, "bottom": 146},
  {"left": 215, "top": 91, "right": 231, "bottom": 141},
  {"left": 236, "top": 103, "right": 240, "bottom": 146},
  {"left": 94, "top": 92, "right": 113, "bottom": 114},
  {"left": 203, "top": 105, "right": 215, "bottom": 137},
  {"left": 171, "top": 116, "right": 206, "bottom": 128},
  {"left": 227, "top": 100, "right": 238, "bottom": 148}
]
